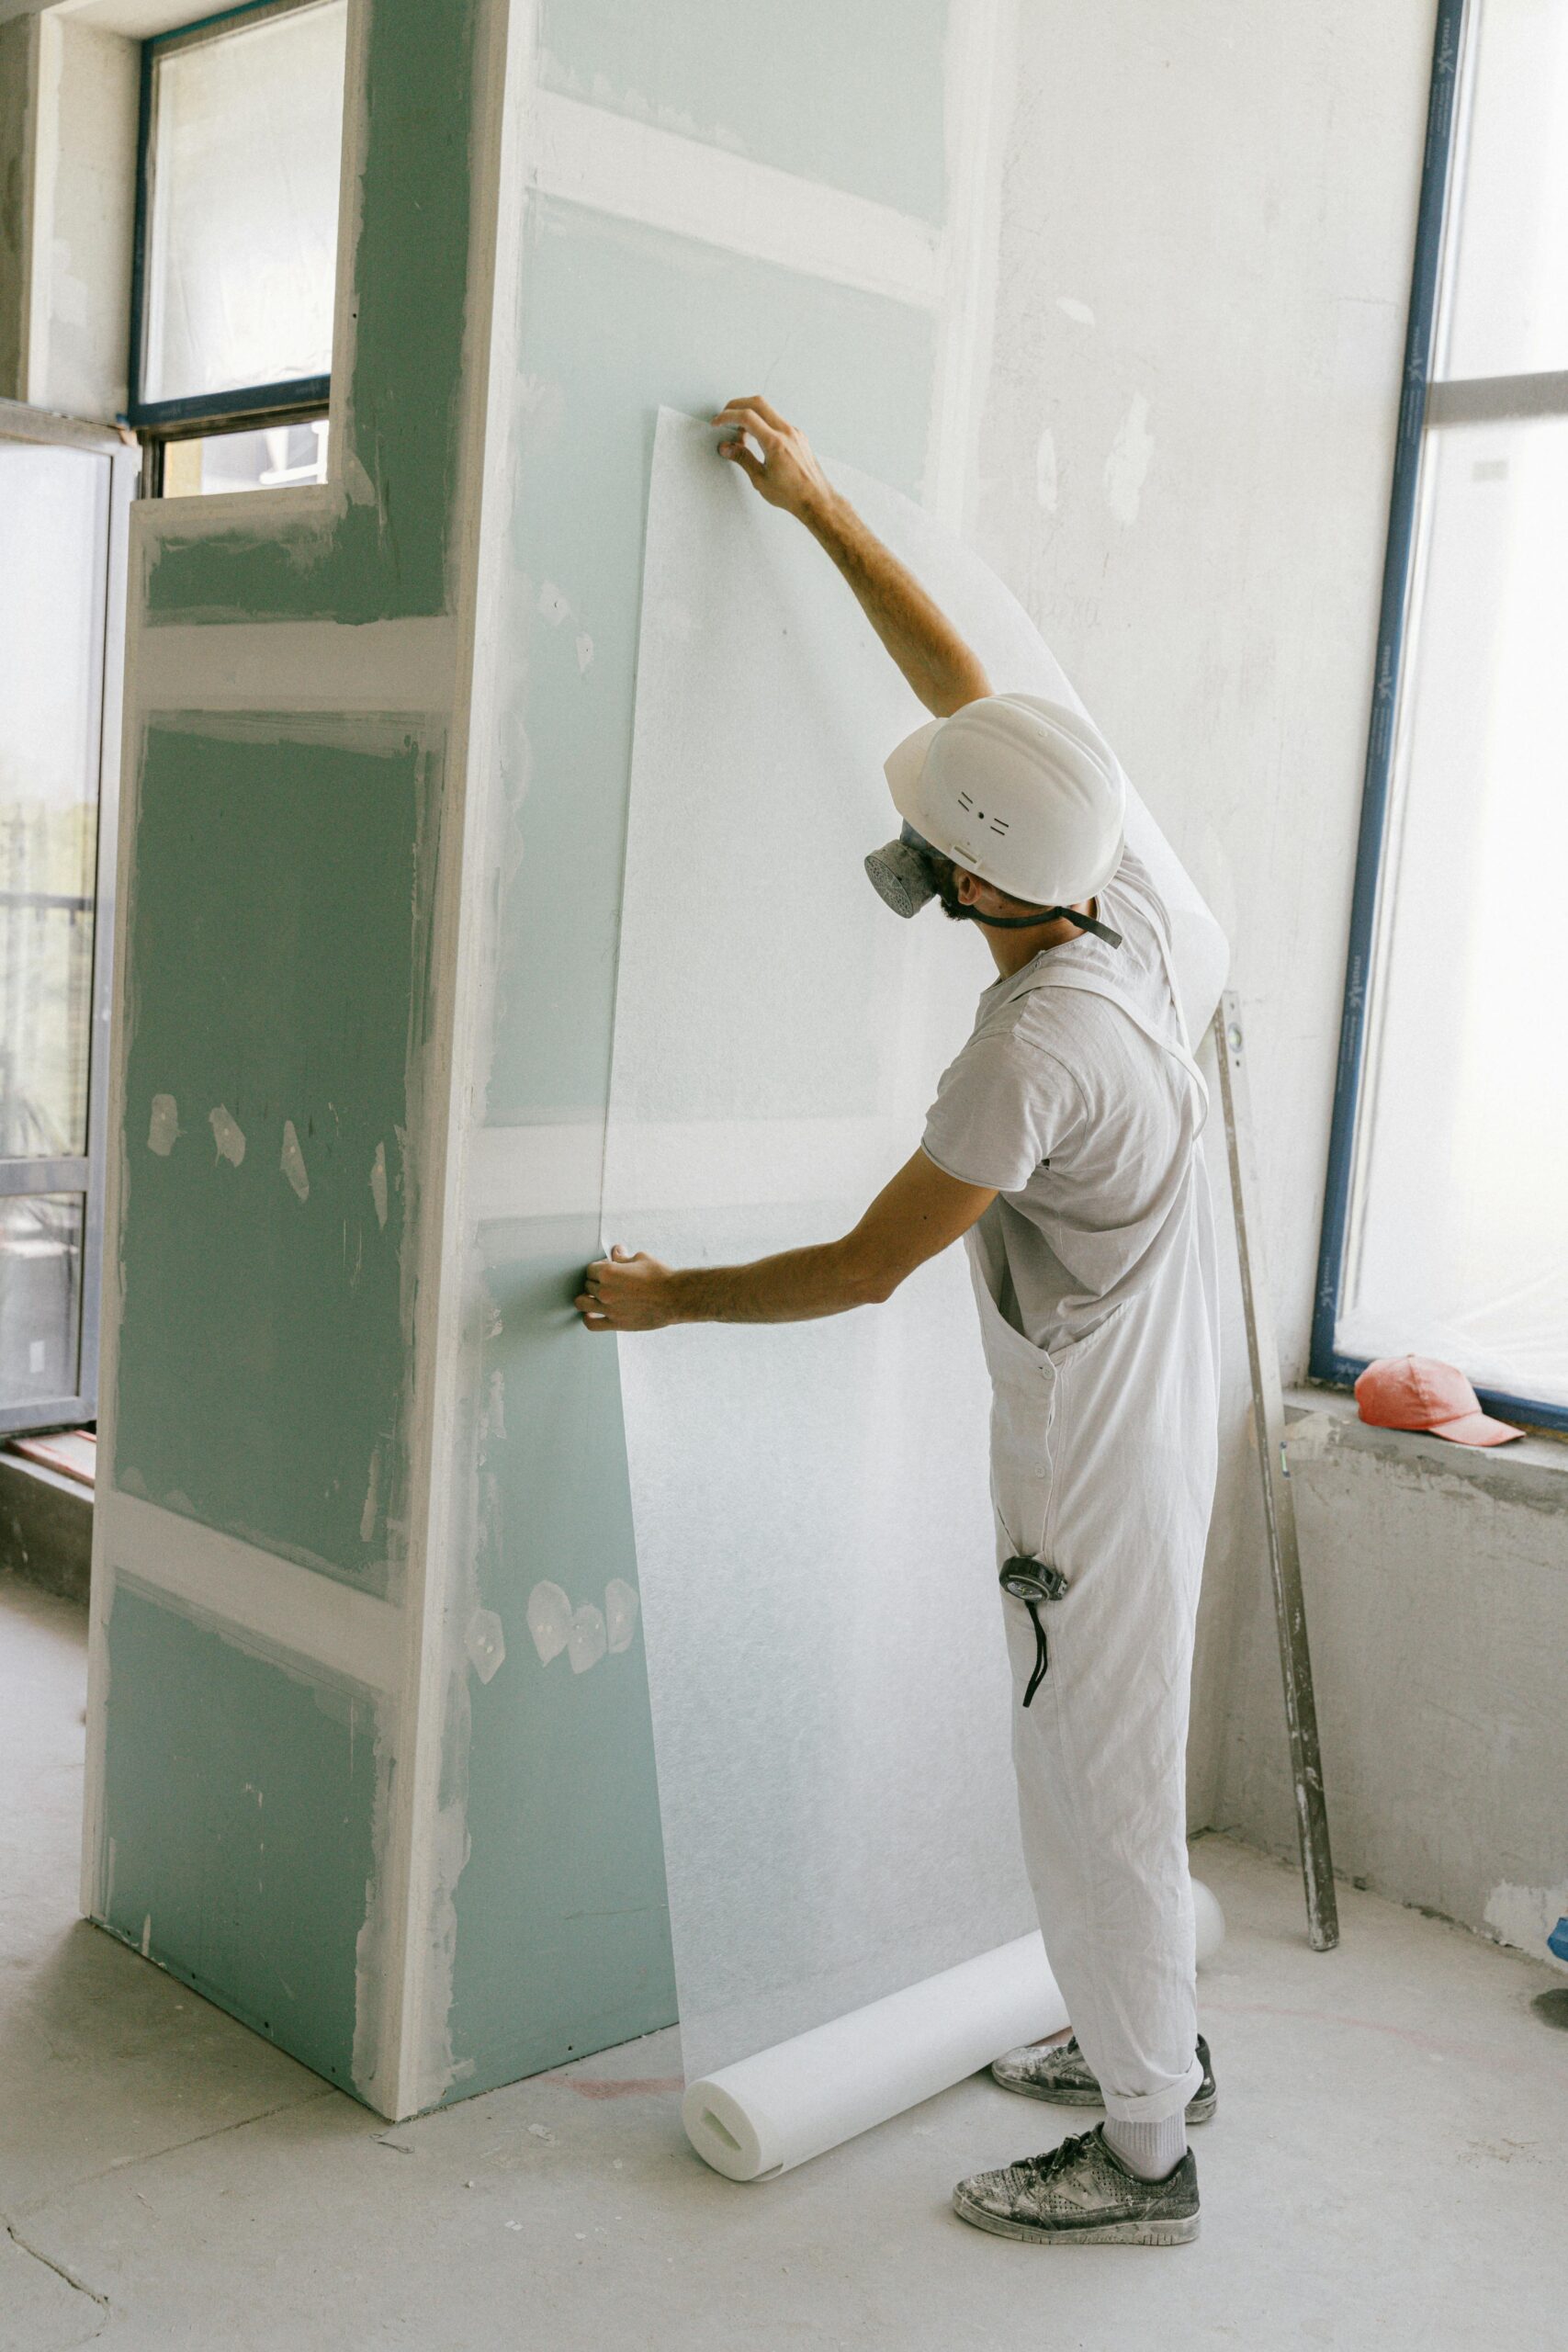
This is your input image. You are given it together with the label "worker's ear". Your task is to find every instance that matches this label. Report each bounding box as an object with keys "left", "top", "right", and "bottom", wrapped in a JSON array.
[{"left": 955, "top": 868, "right": 1005, "bottom": 915}]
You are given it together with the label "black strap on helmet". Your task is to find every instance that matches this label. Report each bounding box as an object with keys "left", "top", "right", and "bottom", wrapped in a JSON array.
[{"left": 965, "top": 902, "right": 1123, "bottom": 947}]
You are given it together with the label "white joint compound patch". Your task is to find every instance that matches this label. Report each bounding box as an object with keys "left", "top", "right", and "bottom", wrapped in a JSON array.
[
  {"left": 370, "top": 1139, "right": 389, "bottom": 1228},
  {"left": 209, "top": 1105, "right": 245, "bottom": 1165},
  {"left": 568, "top": 1603, "right": 607, "bottom": 1675},
  {"left": 1484, "top": 1882, "right": 1568, "bottom": 1972},
  {"left": 1034, "top": 426, "right": 1058, "bottom": 513},
  {"left": 1104, "top": 393, "right": 1154, "bottom": 526},
  {"left": 360, "top": 1446, "right": 382, "bottom": 1546},
  {"left": 1056, "top": 296, "right": 1095, "bottom": 325},
  {"left": 575, "top": 632, "right": 594, "bottom": 673},
  {"left": 466, "top": 1608, "right": 506, "bottom": 1684},
  {"left": 526, "top": 1580, "right": 572, "bottom": 1665},
  {"left": 281, "top": 1120, "right": 310, "bottom": 1202},
  {"left": 604, "top": 1577, "right": 639, "bottom": 1654},
  {"left": 537, "top": 580, "right": 571, "bottom": 626},
  {"left": 148, "top": 1094, "right": 180, "bottom": 1155}
]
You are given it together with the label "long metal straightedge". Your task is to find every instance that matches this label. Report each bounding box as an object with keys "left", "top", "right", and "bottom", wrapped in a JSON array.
[{"left": 1212, "top": 991, "right": 1339, "bottom": 1951}]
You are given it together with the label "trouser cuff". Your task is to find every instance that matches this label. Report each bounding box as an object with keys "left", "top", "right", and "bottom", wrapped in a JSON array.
[{"left": 1101, "top": 2052, "right": 1203, "bottom": 2125}]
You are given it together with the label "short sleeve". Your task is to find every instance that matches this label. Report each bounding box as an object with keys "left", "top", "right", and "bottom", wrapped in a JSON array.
[{"left": 920, "top": 1027, "right": 1082, "bottom": 1194}]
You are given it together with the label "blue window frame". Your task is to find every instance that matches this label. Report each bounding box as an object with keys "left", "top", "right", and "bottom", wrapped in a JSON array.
[
  {"left": 1312, "top": 0, "right": 1568, "bottom": 1433},
  {"left": 127, "top": 0, "right": 344, "bottom": 435}
]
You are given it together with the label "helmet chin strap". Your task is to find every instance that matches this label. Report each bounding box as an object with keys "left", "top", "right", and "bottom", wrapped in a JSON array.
[{"left": 962, "top": 900, "right": 1123, "bottom": 948}]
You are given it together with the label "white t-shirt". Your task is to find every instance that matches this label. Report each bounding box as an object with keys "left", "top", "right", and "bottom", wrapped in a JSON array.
[{"left": 920, "top": 847, "right": 1198, "bottom": 1354}]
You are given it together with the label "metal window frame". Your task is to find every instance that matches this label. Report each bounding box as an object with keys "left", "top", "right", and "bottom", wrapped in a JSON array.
[
  {"left": 126, "top": 0, "right": 337, "bottom": 436},
  {"left": 0, "top": 400, "right": 138, "bottom": 1438},
  {"left": 1310, "top": 0, "right": 1568, "bottom": 1435}
]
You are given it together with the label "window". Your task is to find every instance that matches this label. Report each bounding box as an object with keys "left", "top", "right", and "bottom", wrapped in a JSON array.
[
  {"left": 1314, "top": 0, "right": 1568, "bottom": 1428},
  {"left": 0, "top": 413, "right": 134, "bottom": 1432},
  {"left": 130, "top": 0, "right": 348, "bottom": 488}
]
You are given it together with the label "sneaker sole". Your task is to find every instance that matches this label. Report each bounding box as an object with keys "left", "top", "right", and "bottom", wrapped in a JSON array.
[
  {"left": 991, "top": 2067, "right": 1217, "bottom": 2127},
  {"left": 953, "top": 2188, "right": 1199, "bottom": 2247}
]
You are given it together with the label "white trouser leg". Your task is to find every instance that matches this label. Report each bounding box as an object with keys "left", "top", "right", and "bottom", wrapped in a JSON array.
[{"left": 1001, "top": 1585, "right": 1203, "bottom": 2123}]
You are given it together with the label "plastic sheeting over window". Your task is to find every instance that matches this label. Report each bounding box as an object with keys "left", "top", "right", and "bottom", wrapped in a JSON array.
[
  {"left": 604, "top": 413, "right": 1225, "bottom": 2082},
  {"left": 141, "top": 0, "right": 348, "bottom": 408},
  {"left": 1331, "top": 0, "right": 1568, "bottom": 1413},
  {"left": 1337, "top": 413, "right": 1568, "bottom": 1406}
]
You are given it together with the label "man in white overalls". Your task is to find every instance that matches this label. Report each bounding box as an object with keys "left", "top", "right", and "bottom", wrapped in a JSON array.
[{"left": 579, "top": 398, "right": 1220, "bottom": 2248}]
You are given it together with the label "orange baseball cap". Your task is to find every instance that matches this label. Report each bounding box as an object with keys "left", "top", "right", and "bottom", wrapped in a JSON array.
[{"left": 1354, "top": 1355, "right": 1521, "bottom": 1447}]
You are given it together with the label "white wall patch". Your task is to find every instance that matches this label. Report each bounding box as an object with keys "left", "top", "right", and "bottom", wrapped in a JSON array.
[
  {"left": 148, "top": 1094, "right": 180, "bottom": 1155},
  {"left": 568, "top": 1603, "right": 607, "bottom": 1675},
  {"left": 1057, "top": 296, "right": 1095, "bottom": 325},
  {"left": 1104, "top": 393, "right": 1154, "bottom": 526},
  {"left": 604, "top": 1577, "right": 639, "bottom": 1654},
  {"left": 360, "top": 1446, "right": 382, "bottom": 1545},
  {"left": 1034, "top": 426, "right": 1058, "bottom": 513},
  {"left": 371, "top": 1139, "right": 389, "bottom": 1229},
  {"left": 466, "top": 1608, "right": 506, "bottom": 1684},
  {"left": 209, "top": 1106, "right": 245, "bottom": 1166},
  {"left": 526, "top": 1580, "right": 572, "bottom": 1665},
  {"left": 537, "top": 581, "right": 571, "bottom": 626},
  {"left": 575, "top": 632, "right": 594, "bottom": 673},
  {"left": 281, "top": 1120, "right": 310, "bottom": 1202}
]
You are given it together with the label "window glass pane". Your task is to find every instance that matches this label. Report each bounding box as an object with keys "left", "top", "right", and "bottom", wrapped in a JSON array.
[
  {"left": 161, "top": 417, "right": 330, "bottom": 498},
  {"left": 1338, "top": 414, "right": 1568, "bottom": 1405},
  {"left": 0, "top": 1195, "right": 85, "bottom": 1410},
  {"left": 0, "top": 442, "right": 107, "bottom": 1161},
  {"left": 1437, "top": 0, "right": 1568, "bottom": 379},
  {"left": 141, "top": 0, "right": 348, "bottom": 406}
]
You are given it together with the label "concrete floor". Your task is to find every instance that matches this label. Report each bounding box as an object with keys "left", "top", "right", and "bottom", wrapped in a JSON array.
[{"left": 3, "top": 1576, "right": 1566, "bottom": 2352}]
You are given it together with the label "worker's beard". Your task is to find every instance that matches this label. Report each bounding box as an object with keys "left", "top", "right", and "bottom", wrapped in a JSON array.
[{"left": 926, "top": 854, "right": 970, "bottom": 922}]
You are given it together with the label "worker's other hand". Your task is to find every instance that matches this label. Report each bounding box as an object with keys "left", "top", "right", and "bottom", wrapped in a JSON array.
[
  {"left": 713, "top": 396, "right": 835, "bottom": 525},
  {"left": 576, "top": 1246, "right": 677, "bottom": 1333}
]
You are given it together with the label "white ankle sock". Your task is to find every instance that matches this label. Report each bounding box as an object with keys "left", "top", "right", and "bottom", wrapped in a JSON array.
[{"left": 1103, "top": 2112, "right": 1187, "bottom": 2182}]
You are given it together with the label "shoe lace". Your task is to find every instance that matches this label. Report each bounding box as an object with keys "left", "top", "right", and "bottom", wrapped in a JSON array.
[{"left": 1019, "top": 2129, "right": 1097, "bottom": 2187}]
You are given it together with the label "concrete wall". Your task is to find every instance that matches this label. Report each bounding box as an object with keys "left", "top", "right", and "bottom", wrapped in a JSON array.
[
  {"left": 1220, "top": 1402, "right": 1568, "bottom": 1972},
  {"left": 972, "top": 0, "right": 1439, "bottom": 1828}
]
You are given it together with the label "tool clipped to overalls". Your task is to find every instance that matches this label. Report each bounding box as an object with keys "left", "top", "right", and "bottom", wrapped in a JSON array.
[{"left": 998, "top": 1555, "right": 1069, "bottom": 1707}]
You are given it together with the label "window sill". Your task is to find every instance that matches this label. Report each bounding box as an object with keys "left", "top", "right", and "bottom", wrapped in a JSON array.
[{"left": 1284, "top": 1385, "right": 1568, "bottom": 1513}]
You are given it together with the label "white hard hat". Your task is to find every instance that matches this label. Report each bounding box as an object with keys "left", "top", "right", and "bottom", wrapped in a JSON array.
[{"left": 866, "top": 694, "right": 1127, "bottom": 928}]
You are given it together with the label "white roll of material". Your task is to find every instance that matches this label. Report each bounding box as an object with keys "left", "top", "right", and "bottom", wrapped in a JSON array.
[{"left": 683, "top": 1883, "right": 1226, "bottom": 2182}]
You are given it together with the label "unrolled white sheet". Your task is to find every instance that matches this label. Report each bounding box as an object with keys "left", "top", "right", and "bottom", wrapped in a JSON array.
[{"left": 606, "top": 412, "right": 1227, "bottom": 2089}]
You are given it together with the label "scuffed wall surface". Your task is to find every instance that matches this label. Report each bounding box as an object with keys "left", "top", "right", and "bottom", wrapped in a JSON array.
[
  {"left": 972, "top": 0, "right": 1436, "bottom": 1823},
  {"left": 98, "top": 1581, "right": 383, "bottom": 2096},
  {"left": 1218, "top": 1408, "right": 1568, "bottom": 1971},
  {"left": 113, "top": 720, "right": 429, "bottom": 1592},
  {"left": 0, "top": 15, "right": 36, "bottom": 401}
]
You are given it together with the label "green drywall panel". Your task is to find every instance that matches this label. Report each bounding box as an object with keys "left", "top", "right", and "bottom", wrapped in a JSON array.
[
  {"left": 445, "top": 1216, "right": 676, "bottom": 2097},
  {"left": 98, "top": 1580, "right": 380, "bottom": 2095},
  {"left": 114, "top": 719, "right": 432, "bottom": 1591},
  {"left": 144, "top": 0, "right": 479, "bottom": 624},
  {"left": 486, "top": 197, "right": 936, "bottom": 1122},
  {"left": 536, "top": 0, "right": 950, "bottom": 223},
  {"left": 446, "top": 193, "right": 937, "bottom": 2084}
]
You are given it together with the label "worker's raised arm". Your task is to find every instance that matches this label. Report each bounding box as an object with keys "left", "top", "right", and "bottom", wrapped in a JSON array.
[
  {"left": 576, "top": 1149, "right": 995, "bottom": 1331},
  {"left": 712, "top": 395, "right": 991, "bottom": 718}
]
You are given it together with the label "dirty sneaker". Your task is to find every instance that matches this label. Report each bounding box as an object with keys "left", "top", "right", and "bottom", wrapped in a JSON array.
[
  {"left": 991, "top": 2032, "right": 1216, "bottom": 2124},
  {"left": 953, "top": 2125, "right": 1199, "bottom": 2246}
]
